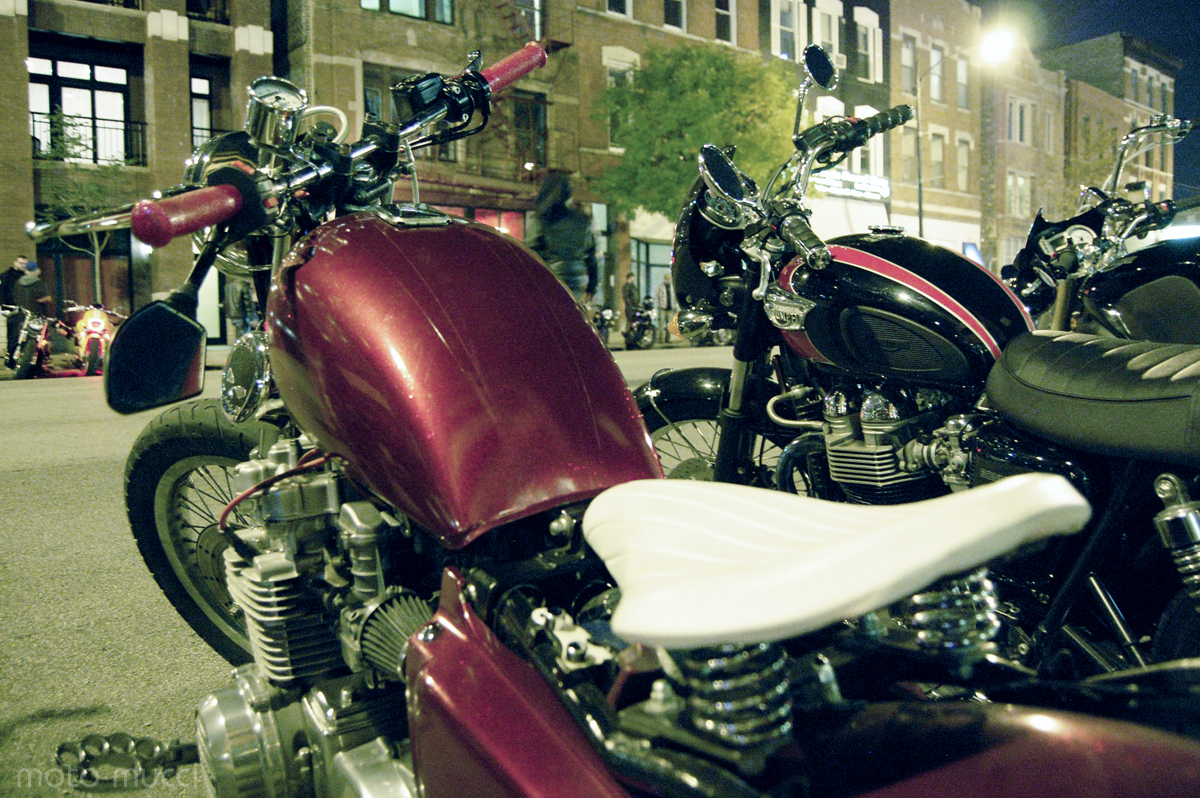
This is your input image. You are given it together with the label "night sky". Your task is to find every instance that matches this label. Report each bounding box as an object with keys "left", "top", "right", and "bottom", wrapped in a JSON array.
[{"left": 979, "top": 0, "right": 1200, "bottom": 193}]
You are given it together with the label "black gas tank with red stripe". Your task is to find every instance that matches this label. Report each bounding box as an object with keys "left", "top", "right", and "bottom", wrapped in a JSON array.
[{"left": 777, "top": 230, "right": 1033, "bottom": 391}]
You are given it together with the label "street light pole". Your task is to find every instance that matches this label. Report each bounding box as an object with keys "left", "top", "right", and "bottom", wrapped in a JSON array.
[
  {"left": 911, "top": 29, "right": 1014, "bottom": 242},
  {"left": 915, "top": 76, "right": 925, "bottom": 238}
]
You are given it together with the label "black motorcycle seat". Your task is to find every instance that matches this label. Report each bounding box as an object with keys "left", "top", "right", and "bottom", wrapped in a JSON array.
[
  {"left": 583, "top": 474, "right": 1089, "bottom": 648},
  {"left": 986, "top": 330, "right": 1200, "bottom": 466}
]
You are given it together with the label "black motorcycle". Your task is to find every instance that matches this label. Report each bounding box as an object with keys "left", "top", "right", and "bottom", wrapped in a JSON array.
[
  {"left": 1006, "top": 114, "right": 1200, "bottom": 342},
  {"left": 639, "top": 45, "right": 1200, "bottom": 680},
  {"left": 623, "top": 296, "right": 656, "bottom": 350},
  {"left": 592, "top": 304, "right": 616, "bottom": 347}
]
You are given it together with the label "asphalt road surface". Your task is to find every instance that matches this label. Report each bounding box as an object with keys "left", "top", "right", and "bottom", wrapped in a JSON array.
[{"left": 0, "top": 343, "right": 731, "bottom": 798}]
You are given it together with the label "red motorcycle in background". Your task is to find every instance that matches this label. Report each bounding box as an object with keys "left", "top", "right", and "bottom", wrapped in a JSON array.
[
  {"left": 29, "top": 43, "right": 1200, "bottom": 798},
  {"left": 62, "top": 302, "right": 124, "bottom": 375}
]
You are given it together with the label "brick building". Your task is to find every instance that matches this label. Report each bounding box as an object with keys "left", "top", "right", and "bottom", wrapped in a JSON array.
[
  {"left": 5, "top": 0, "right": 1189, "bottom": 326},
  {"left": 1041, "top": 33, "right": 1181, "bottom": 203},
  {"left": 978, "top": 31, "right": 1065, "bottom": 269},
  {"left": 5, "top": 0, "right": 273, "bottom": 332},
  {"left": 887, "top": 0, "right": 984, "bottom": 256}
]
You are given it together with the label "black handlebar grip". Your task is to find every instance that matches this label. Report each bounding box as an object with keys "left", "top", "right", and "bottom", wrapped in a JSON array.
[
  {"left": 779, "top": 213, "right": 831, "bottom": 270},
  {"left": 864, "top": 105, "right": 914, "bottom": 137}
]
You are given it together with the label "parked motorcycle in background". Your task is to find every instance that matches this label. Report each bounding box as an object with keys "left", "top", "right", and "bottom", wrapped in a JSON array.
[
  {"left": 1005, "top": 114, "right": 1200, "bottom": 340},
  {"left": 623, "top": 296, "right": 656, "bottom": 349},
  {"left": 592, "top": 304, "right": 617, "bottom": 347},
  {"left": 62, "top": 301, "right": 124, "bottom": 375},
  {"left": 640, "top": 44, "right": 1200, "bottom": 684},
  {"left": 2, "top": 304, "right": 68, "bottom": 379},
  {"left": 33, "top": 41, "right": 1200, "bottom": 798}
]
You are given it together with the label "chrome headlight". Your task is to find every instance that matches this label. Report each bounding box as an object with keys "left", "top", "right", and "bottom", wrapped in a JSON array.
[
  {"left": 763, "top": 284, "right": 817, "bottom": 330},
  {"left": 221, "top": 331, "right": 272, "bottom": 423}
]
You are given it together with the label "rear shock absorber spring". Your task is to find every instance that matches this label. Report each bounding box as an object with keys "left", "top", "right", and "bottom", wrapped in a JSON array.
[
  {"left": 894, "top": 567, "right": 1001, "bottom": 654},
  {"left": 673, "top": 643, "right": 792, "bottom": 750}
]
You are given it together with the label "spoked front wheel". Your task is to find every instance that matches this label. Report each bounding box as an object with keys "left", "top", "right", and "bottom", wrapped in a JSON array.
[
  {"left": 642, "top": 400, "right": 786, "bottom": 485},
  {"left": 125, "top": 399, "right": 274, "bottom": 664}
]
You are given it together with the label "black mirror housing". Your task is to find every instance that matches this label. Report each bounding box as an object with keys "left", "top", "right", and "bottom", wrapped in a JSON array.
[{"left": 105, "top": 299, "right": 206, "bottom": 414}]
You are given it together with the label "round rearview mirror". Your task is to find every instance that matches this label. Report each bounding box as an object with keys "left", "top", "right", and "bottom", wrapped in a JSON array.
[
  {"left": 803, "top": 44, "right": 838, "bottom": 91},
  {"left": 699, "top": 144, "right": 744, "bottom": 201}
]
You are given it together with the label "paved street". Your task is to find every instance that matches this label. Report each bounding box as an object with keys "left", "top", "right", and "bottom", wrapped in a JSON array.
[{"left": 0, "top": 343, "right": 731, "bottom": 797}]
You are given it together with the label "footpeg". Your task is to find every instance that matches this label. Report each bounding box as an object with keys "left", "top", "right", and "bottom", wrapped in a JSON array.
[{"left": 55, "top": 732, "right": 198, "bottom": 790}]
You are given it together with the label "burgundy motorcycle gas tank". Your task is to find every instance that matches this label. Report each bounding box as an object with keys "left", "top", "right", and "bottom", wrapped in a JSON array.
[
  {"left": 267, "top": 211, "right": 661, "bottom": 548},
  {"left": 779, "top": 231, "right": 1033, "bottom": 391}
]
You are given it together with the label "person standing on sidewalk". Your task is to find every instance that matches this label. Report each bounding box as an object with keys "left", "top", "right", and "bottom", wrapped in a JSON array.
[
  {"left": 654, "top": 272, "right": 675, "bottom": 343},
  {"left": 621, "top": 272, "right": 639, "bottom": 333}
]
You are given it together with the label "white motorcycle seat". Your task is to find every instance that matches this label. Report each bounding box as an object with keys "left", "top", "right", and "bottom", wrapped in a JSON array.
[{"left": 582, "top": 474, "right": 1090, "bottom": 649}]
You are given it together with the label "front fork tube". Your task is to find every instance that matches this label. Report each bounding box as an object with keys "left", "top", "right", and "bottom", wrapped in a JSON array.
[
  {"left": 713, "top": 273, "right": 776, "bottom": 485},
  {"left": 713, "top": 358, "right": 756, "bottom": 484}
]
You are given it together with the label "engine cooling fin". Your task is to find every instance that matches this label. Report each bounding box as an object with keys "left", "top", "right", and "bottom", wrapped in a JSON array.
[
  {"left": 360, "top": 593, "right": 435, "bottom": 680},
  {"left": 225, "top": 550, "right": 343, "bottom": 685}
]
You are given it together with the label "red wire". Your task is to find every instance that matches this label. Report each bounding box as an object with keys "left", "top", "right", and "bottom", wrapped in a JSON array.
[{"left": 218, "top": 452, "right": 334, "bottom": 534}]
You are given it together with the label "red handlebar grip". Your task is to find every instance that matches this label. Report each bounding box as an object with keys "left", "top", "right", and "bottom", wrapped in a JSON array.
[
  {"left": 479, "top": 43, "right": 547, "bottom": 93},
  {"left": 130, "top": 184, "right": 245, "bottom": 248}
]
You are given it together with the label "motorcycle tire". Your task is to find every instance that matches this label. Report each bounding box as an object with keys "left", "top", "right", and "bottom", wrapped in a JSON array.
[
  {"left": 1150, "top": 588, "right": 1200, "bottom": 662},
  {"left": 11, "top": 334, "right": 39, "bottom": 379},
  {"left": 83, "top": 337, "right": 101, "bottom": 376},
  {"left": 125, "top": 398, "right": 272, "bottom": 665},
  {"left": 642, "top": 398, "right": 788, "bottom": 485}
]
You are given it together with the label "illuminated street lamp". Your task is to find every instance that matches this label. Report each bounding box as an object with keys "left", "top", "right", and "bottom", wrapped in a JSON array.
[{"left": 914, "top": 27, "right": 1015, "bottom": 238}]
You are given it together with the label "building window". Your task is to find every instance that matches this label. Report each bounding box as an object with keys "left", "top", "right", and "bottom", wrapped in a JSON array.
[
  {"left": 191, "top": 77, "right": 212, "bottom": 150},
  {"left": 956, "top": 58, "right": 969, "bottom": 109},
  {"left": 929, "top": 45, "right": 944, "bottom": 103},
  {"left": 852, "top": 7, "right": 882, "bottom": 83},
  {"left": 361, "top": 0, "right": 452, "bottom": 24},
  {"left": 772, "top": 0, "right": 804, "bottom": 62},
  {"left": 187, "top": 0, "right": 229, "bottom": 24},
  {"left": 1007, "top": 171, "right": 1031, "bottom": 217},
  {"left": 930, "top": 132, "right": 945, "bottom": 188},
  {"left": 512, "top": 90, "right": 547, "bottom": 171},
  {"left": 607, "top": 67, "right": 631, "bottom": 148},
  {"left": 901, "top": 35, "right": 917, "bottom": 95},
  {"left": 608, "top": 0, "right": 630, "bottom": 17},
  {"left": 27, "top": 52, "right": 144, "bottom": 165},
  {"left": 513, "top": 0, "right": 543, "bottom": 39},
  {"left": 1008, "top": 98, "right": 1030, "bottom": 144},
  {"left": 956, "top": 138, "right": 970, "bottom": 191},
  {"left": 902, "top": 127, "right": 917, "bottom": 182},
  {"left": 813, "top": 0, "right": 840, "bottom": 63},
  {"left": 664, "top": 0, "right": 683, "bottom": 29},
  {"left": 1147, "top": 76, "right": 1155, "bottom": 109},
  {"left": 715, "top": 0, "right": 733, "bottom": 43},
  {"left": 1130, "top": 69, "right": 1139, "bottom": 103}
]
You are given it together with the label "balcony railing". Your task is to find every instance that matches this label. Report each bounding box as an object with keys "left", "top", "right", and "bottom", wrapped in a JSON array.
[
  {"left": 30, "top": 112, "right": 148, "bottom": 167},
  {"left": 192, "top": 127, "right": 234, "bottom": 151},
  {"left": 73, "top": 0, "right": 144, "bottom": 8},
  {"left": 186, "top": 0, "right": 229, "bottom": 24}
]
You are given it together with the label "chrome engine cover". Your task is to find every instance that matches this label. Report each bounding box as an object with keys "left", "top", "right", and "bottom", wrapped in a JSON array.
[{"left": 196, "top": 668, "right": 416, "bottom": 798}]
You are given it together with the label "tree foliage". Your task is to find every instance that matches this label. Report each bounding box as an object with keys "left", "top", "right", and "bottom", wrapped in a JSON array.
[{"left": 592, "top": 44, "right": 800, "bottom": 219}]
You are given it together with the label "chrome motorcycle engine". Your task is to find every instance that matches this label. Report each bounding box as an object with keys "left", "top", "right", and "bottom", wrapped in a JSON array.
[
  {"left": 195, "top": 436, "right": 433, "bottom": 798},
  {"left": 817, "top": 386, "right": 969, "bottom": 503}
]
